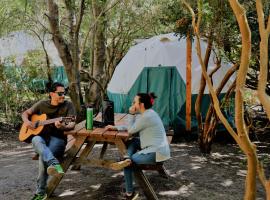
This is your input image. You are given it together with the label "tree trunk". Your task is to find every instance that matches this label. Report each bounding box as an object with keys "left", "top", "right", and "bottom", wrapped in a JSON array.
[
  {"left": 47, "top": 0, "right": 83, "bottom": 115},
  {"left": 195, "top": 39, "right": 212, "bottom": 133},
  {"left": 256, "top": 0, "right": 270, "bottom": 119},
  {"left": 255, "top": 0, "right": 270, "bottom": 198},
  {"left": 87, "top": 0, "right": 107, "bottom": 110},
  {"left": 229, "top": 1, "right": 257, "bottom": 199},
  {"left": 186, "top": 32, "right": 192, "bottom": 132},
  {"left": 196, "top": 38, "right": 213, "bottom": 153},
  {"left": 199, "top": 63, "right": 238, "bottom": 153}
]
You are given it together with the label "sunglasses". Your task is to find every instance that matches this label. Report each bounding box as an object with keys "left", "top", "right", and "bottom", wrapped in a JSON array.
[{"left": 55, "top": 92, "right": 66, "bottom": 96}]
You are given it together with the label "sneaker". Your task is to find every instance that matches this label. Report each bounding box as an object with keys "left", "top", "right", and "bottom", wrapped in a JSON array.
[
  {"left": 110, "top": 159, "right": 132, "bottom": 170},
  {"left": 125, "top": 192, "right": 139, "bottom": 200},
  {"left": 31, "top": 193, "right": 47, "bottom": 200},
  {"left": 47, "top": 164, "right": 64, "bottom": 176}
]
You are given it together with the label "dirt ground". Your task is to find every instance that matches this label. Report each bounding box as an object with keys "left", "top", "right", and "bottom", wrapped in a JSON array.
[{"left": 0, "top": 125, "right": 269, "bottom": 200}]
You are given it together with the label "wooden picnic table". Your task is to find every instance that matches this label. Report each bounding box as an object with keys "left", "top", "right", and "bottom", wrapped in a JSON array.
[{"left": 46, "top": 113, "right": 161, "bottom": 200}]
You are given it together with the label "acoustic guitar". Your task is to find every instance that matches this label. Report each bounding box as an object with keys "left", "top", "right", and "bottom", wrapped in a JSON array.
[{"left": 19, "top": 114, "right": 75, "bottom": 142}]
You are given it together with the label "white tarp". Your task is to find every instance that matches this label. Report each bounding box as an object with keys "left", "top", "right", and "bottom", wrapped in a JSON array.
[
  {"left": 108, "top": 33, "right": 235, "bottom": 94},
  {"left": 0, "top": 31, "right": 63, "bottom": 66}
]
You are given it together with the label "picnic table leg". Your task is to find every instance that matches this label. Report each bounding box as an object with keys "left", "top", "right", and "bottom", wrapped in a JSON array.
[
  {"left": 71, "top": 140, "right": 96, "bottom": 170},
  {"left": 158, "top": 165, "right": 169, "bottom": 179},
  {"left": 133, "top": 168, "right": 159, "bottom": 200},
  {"left": 114, "top": 139, "right": 127, "bottom": 157},
  {"left": 99, "top": 142, "right": 108, "bottom": 159},
  {"left": 47, "top": 135, "right": 87, "bottom": 197}
]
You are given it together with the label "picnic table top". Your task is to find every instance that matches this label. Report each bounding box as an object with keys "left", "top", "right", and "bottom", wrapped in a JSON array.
[{"left": 65, "top": 113, "right": 129, "bottom": 140}]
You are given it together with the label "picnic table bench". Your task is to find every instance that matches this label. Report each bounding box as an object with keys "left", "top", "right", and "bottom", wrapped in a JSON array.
[{"left": 46, "top": 113, "right": 169, "bottom": 200}]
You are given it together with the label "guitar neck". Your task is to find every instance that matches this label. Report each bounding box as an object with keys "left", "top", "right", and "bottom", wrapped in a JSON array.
[{"left": 39, "top": 117, "right": 63, "bottom": 126}]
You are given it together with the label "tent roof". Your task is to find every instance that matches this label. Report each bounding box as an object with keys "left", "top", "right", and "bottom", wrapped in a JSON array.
[
  {"left": 0, "top": 31, "right": 63, "bottom": 66},
  {"left": 108, "top": 33, "right": 235, "bottom": 94}
]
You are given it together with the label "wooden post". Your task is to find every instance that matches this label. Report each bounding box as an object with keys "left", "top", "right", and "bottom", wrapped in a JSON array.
[{"left": 186, "top": 32, "right": 192, "bottom": 132}]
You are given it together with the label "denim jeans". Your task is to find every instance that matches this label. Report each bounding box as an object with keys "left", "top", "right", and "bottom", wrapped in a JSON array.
[
  {"left": 124, "top": 138, "right": 156, "bottom": 193},
  {"left": 31, "top": 135, "right": 66, "bottom": 195}
]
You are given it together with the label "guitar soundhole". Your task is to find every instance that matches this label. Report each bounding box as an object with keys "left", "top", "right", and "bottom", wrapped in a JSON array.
[{"left": 34, "top": 121, "right": 39, "bottom": 128}]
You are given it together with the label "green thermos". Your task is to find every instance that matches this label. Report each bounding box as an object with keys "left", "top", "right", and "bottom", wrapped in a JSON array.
[{"left": 86, "top": 107, "right": 93, "bottom": 130}]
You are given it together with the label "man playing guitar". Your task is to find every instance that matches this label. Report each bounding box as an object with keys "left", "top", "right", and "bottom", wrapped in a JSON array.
[{"left": 21, "top": 82, "right": 76, "bottom": 200}]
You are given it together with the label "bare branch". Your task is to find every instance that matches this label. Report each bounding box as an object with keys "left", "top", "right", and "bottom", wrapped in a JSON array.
[
  {"left": 79, "top": 0, "right": 123, "bottom": 68},
  {"left": 80, "top": 69, "right": 106, "bottom": 96},
  {"left": 209, "top": 60, "right": 221, "bottom": 81},
  {"left": 47, "top": 0, "right": 73, "bottom": 68},
  {"left": 75, "top": 0, "right": 85, "bottom": 36},
  {"left": 256, "top": 0, "right": 266, "bottom": 32},
  {"left": 256, "top": 0, "right": 270, "bottom": 119},
  {"left": 267, "top": 15, "right": 270, "bottom": 33},
  {"left": 30, "top": 29, "right": 52, "bottom": 82}
]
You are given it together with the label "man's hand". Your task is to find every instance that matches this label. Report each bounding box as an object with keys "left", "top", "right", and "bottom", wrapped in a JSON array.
[
  {"left": 105, "top": 125, "right": 117, "bottom": 131},
  {"left": 22, "top": 109, "right": 36, "bottom": 129},
  {"left": 55, "top": 121, "right": 75, "bottom": 131},
  {"left": 129, "top": 105, "right": 136, "bottom": 115},
  {"left": 55, "top": 121, "right": 63, "bottom": 129},
  {"left": 25, "top": 120, "right": 36, "bottom": 130}
]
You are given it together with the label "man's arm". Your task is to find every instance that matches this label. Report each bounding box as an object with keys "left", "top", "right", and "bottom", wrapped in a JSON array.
[
  {"left": 21, "top": 108, "right": 36, "bottom": 129},
  {"left": 55, "top": 101, "right": 76, "bottom": 131},
  {"left": 55, "top": 121, "right": 75, "bottom": 131}
]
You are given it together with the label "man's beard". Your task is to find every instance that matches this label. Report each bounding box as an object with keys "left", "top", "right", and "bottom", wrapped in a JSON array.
[{"left": 58, "top": 98, "right": 65, "bottom": 103}]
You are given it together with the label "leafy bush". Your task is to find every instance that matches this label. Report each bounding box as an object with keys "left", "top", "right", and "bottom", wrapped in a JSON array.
[{"left": 0, "top": 64, "right": 46, "bottom": 127}]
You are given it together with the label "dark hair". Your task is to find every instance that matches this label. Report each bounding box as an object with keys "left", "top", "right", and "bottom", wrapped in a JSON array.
[
  {"left": 48, "top": 82, "right": 65, "bottom": 93},
  {"left": 137, "top": 92, "right": 157, "bottom": 109}
]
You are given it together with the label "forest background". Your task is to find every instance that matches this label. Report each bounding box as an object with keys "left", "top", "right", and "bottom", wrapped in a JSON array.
[{"left": 1, "top": 0, "right": 270, "bottom": 199}]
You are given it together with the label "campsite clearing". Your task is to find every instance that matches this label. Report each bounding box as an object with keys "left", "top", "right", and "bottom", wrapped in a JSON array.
[{"left": 0, "top": 126, "right": 268, "bottom": 200}]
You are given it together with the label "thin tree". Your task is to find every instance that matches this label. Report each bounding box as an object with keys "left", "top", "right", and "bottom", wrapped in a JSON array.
[{"left": 182, "top": 0, "right": 268, "bottom": 199}]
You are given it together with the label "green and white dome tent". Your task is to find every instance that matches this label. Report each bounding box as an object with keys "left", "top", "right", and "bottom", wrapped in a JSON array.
[
  {"left": 107, "top": 33, "right": 235, "bottom": 133},
  {"left": 0, "top": 31, "right": 63, "bottom": 66},
  {"left": 0, "top": 31, "right": 68, "bottom": 91}
]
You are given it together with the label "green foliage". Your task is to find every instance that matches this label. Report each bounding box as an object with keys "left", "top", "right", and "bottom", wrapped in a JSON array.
[
  {"left": 0, "top": 55, "right": 47, "bottom": 126},
  {"left": 0, "top": 2, "right": 51, "bottom": 126},
  {"left": 0, "top": 0, "right": 29, "bottom": 36},
  {"left": 101, "top": 0, "right": 174, "bottom": 82},
  {"left": 157, "top": 0, "right": 192, "bottom": 38},
  {"left": 106, "top": 0, "right": 171, "bottom": 43},
  {"left": 171, "top": 1, "right": 270, "bottom": 95},
  {"left": 158, "top": 0, "right": 239, "bottom": 61},
  {"left": 22, "top": 50, "right": 48, "bottom": 79},
  {"left": 245, "top": 1, "right": 270, "bottom": 92}
]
